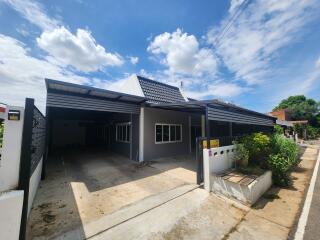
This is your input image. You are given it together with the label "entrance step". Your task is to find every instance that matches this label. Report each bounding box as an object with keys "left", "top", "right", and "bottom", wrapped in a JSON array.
[{"left": 52, "top": 184, "right": 199, "bottom": 240}]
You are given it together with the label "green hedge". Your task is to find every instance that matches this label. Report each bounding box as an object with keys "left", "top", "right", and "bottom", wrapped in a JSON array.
[
  {"left": 268, "top": 134, "right": 298, "bottom": 186},
  {"left": 235, "top": 132, "right": 298, "bottom": 187}
]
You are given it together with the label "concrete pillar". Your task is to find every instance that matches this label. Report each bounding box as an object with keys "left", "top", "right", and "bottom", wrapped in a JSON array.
[
  {"left": 139, "top": 107, "right": 144, "bottom": 162},
  {"left": 0, "top": 106, "right": 25, "bottom": 192},
  {"left": 189, "top": 115, "right": 192, "bottom": 153}
]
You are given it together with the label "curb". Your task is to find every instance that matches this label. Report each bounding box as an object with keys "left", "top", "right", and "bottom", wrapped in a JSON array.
[{"left": 294, "top": 148, "right": 320, "bottom": 240}]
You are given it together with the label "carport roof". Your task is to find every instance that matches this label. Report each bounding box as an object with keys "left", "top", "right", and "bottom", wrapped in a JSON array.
[
  {"left": 148, "top": 99, "right": 275, "bottom": 119},
  {"left": 148, "top": 99, "right": 276, "bottom": 126},
  {"left": 45, "top": 78, "right": 146, "bottom": 103}
]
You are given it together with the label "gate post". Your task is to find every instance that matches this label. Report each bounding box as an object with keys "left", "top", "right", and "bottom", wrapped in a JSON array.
[{"left": 18, "top": 98, "right": 34, "bottom": 240}]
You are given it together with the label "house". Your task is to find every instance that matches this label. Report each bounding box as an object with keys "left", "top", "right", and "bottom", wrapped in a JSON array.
[
  {"left": 270, "top": 108, "right": 308, "bottom": 138},
  {"left": 0, "top": 75, "right": 276, "bottom": 239},
  {"left": 270, "top": 108, "right": 291, "bottom": 121},
  {"left": 45, "top": 75, "right": 276, "bottom": 164}
]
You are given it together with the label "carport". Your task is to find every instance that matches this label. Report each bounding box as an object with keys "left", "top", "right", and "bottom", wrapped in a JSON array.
[{"left": 44, "top": 79, "right": 143, "bottom": 164}]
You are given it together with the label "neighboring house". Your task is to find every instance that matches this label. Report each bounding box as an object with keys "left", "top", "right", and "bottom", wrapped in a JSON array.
[
  {"left": 45, "top": 75, "right": 276, "bottom": 162},
  {"left": 270, "top": 108, "right": 308, "bottom": 138},
  {"left": 270, "top": 109, "right": 292, "bottom": 121}
]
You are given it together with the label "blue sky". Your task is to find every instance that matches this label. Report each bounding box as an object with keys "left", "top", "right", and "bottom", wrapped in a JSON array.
[{"left": 0, "top": 0, "right": 319, "bottom": 113}]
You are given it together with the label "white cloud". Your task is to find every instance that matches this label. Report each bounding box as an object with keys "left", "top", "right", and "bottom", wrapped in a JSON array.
[
  {"left": 4, "top": 0, "right": 125, "bottom": 73},
  {"left": 208, "top": 0, "right": 319, "bottom": 85},
  {"left": 37, "top": 26, "right": 123, "bottom": 73},
  {"left": 184, "top": 82, "right": 247, "bottom": 99},
  {"left": 3, "top": 0, "right": 60, "bottom": 31},
  {"left": 209, "top": 82, "right": 247, "bottom": 97},
  {"left": 0, "top": 34, "right": 91, "bottom": 112},
  {"left": 229, "top": 0, "right": 245, "bottom": 13},
  {"left": 129, "top": 56, "right": 139, "bottom": 65},
  {"left": 316, "top": 57, "right": 320, "bottom": 69},
  {"left": 148, "top": 28, "right": 217, "bottom": 76},
  {"left": 16, "top": 27, "right": 30, "bottom": 37},
  {"left": 139, "top": 69, "right": 155, "bottom": 80}
]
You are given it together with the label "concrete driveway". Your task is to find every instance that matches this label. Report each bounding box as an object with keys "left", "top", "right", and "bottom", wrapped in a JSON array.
[{"left": 27, "top": 149, "right": 197, "bottom": 239}]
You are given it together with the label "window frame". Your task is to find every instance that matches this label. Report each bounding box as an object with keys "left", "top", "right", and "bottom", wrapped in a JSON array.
[
  {"left": 155, "top": 123, "right": 183, "bottom": 144},
  {"left": 115, "top": 122, "right": 131, "bottom": 143}
]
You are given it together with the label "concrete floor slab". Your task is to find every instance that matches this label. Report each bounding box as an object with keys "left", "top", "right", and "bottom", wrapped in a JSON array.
[
  {"left": 228, "top": 212, "right": 289, "bottom": 240},
  {"left": 89, "top": 189, "right": 245, "bottom": 240},
  {"left": 54, "top": 184, "right": 199, "bottom": 240},
  {"left": 27, "top": 149, "right": 197, "bottom": 239}
]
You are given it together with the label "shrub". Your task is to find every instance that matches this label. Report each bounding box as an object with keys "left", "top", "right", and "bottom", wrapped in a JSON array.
[
  {"left": 234, "top": 143, "right": 249, "bottom": 168},
  {"left": 268, "top": 154, "right": 291, "bottom": 186},
  {"left": 274, "top": 125, "right": 283, "bottom": 135},
  {"left": 240, "top": 132, "right": 271, "bottom": 166},
  {"left": 268, "top": 134, "right": 298, "bottom": 186},
  {"left": 306, "top": 125, "right": 320, "bottom": 139}
]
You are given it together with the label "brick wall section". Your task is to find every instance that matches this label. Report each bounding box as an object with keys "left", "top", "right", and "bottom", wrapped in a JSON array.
[{"left": 270, "top": 109, "right": 291, "bottom": 121}]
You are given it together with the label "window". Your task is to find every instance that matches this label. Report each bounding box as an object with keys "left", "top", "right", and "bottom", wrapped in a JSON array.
[
  {"left": 116, "top": 122, "right": 131, "bottom": 143},
  {"left": 155, "top": 123, "right": 182, "bottom": 143}
]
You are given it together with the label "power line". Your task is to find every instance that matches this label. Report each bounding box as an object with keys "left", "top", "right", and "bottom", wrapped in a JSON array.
[{"left": 213, "top": 0, "right": 251, "bottom": 46}]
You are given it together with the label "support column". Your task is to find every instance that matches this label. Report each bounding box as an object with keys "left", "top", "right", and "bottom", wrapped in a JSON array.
[
  {"left": 205, "top": 106, "right": 210, "bottom": 147},
  {"left": 130, "top": 113, "right": 133, "bottom": 160},
  {"left": 188, "top": 115, "right": 192, "bottom": 153},
  {"left": 139, "top": 107, "right": 144, "bottom": 162},
  {"left": 201, "top": 115, "right": 206, "bottom": 137},
  {"left": 229, "top": 122, "right": 233, "bottom": 137}
]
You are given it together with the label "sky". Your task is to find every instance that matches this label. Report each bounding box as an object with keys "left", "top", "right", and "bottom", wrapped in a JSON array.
[{"left": 0, "top": 0, "right": 319, "bottom": 113}]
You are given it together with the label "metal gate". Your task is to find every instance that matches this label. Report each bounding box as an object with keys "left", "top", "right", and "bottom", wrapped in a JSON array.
[{"left": 18, "top": 98, "right": 46, "bottom": 240}]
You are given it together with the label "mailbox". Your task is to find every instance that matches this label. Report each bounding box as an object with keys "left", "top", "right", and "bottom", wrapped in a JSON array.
[{"left": 8, "top": 110, "right": 20, "bottom": 121}]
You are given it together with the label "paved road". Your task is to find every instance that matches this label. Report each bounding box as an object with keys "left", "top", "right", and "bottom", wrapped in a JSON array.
[{"left": 303, "top": 147, "right": 320, "bottom": 240}]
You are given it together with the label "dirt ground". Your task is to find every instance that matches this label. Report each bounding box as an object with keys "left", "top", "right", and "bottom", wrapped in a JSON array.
[{"left": 26, "top": 149, "right": 196, "bottom": 239}]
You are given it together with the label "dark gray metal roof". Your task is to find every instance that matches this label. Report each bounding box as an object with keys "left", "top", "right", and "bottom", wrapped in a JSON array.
[
  {"left": 137, "top": 76, "right": 186, "bottom": 104},
  {"left": 45, "top": 78, "right": 146, "bottom": 104},
  {"left": 148, "top": 99, "right": 276, "bottom": 126}
]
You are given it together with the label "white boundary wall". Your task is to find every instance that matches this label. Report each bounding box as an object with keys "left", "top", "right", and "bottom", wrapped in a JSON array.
[
  {"left": 203, "top": 144, "right": 272, "bottom": 205},
  {"left": 0, "top": 106, "right": 25, "bottom": 192},
  {"left": 28, "top": 157, "right": 43, "bottom": 216},
  {"left": 0, "top": 190, "right": 24, "bottom": 240},
  {"left": 203, "top": 145, "right": 236, "bottom": 191}
]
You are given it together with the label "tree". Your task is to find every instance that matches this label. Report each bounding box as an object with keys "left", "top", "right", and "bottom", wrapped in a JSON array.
[{"left": 273, "top": 95, "right": 320, "bottom": 124}]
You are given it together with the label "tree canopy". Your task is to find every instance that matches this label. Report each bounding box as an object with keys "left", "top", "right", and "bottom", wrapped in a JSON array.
[{"left": 273, "top": 95, "right": 320, "bottom": 125}]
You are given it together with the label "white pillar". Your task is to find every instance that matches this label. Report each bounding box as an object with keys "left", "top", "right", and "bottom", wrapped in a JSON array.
[
  {"left": 203, "top": 149, "right": 211, "bottom": 192},
  {"left": 189, "top": 115, "right": 191, "bottom": 153},
  {"left": 139, "top": 107, "right": 144, "bottom": 162},
  {"left": 0, "top": 106, "right": 25, "bottom": 192}
]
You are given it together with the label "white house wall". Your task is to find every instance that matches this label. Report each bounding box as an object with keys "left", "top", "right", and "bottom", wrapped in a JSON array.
[{"left": 119, "top": 75, "right": 145, "bottom": 97}]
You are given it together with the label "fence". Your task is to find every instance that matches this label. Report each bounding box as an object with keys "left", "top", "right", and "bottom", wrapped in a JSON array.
[
  {"left": 18, "top": 98, "right": 46, "bottom": 240},
  {"left": 196, "top": 136, "right": 237, "bottom": 184}
]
